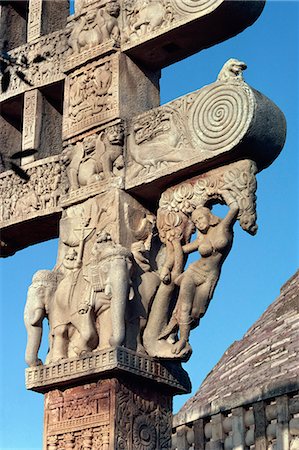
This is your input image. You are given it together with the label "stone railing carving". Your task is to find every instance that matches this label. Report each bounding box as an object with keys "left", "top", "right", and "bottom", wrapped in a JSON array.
[{"left": 172, "top": 393, "right": 299, "bottom": 450}]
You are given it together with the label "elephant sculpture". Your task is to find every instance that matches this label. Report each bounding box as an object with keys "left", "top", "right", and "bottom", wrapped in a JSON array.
[{"left": 24, "top": 270, "right": 58, "bottom": 367}]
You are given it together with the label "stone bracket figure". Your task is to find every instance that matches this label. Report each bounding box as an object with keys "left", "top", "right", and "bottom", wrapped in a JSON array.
[
  {"left": 143, "top": 160, "right": 258, "bottom": 360},
  {"left": 159, "top": 201, "right": 240, "bottom": 356}
]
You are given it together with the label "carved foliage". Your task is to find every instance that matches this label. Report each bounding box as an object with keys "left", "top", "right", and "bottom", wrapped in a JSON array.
[{"left": 159, "top": 159, "right": 258, "bottom": 234}]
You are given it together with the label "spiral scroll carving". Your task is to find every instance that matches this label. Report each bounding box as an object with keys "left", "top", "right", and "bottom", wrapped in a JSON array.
[
  {"left": 189, "top": 82, "right": 253, "bottom": 152},
  {"left": 172, "top": 0, "right": 222, "bottom": 15}
]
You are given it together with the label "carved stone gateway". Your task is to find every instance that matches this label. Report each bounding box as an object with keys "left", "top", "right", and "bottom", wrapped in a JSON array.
[{"left": 0, "top": 0, "right": 286, "bottom": 448}]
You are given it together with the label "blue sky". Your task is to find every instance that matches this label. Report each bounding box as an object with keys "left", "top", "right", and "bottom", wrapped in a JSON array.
[{"left": 0, "top": 2, "right": 298, "bottom": 449}]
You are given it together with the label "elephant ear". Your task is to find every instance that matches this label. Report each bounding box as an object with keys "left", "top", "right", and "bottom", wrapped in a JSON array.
[{"left": 95, "top": 132, "right": 106, "bottom": 159}]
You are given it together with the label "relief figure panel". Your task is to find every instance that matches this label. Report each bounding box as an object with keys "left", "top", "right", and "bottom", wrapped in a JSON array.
[{"left": 63, "top": 55, "right": 119, "bottom": 139}]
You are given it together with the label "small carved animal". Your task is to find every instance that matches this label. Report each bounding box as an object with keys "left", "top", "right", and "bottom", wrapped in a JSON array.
[
  {"left": 217, "top": 58, "right": 247, "bottom": 82},
  {"left": 132, "top": 1, "right": 166, "bottom": 32}
]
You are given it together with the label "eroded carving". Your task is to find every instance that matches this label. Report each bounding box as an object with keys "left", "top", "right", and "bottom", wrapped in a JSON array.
[
  {"left": 217, "top": 58, "right": 247, "bottom": 82},
  {"left": 68, "top": 0, "right": 120, "bottom": 55},
  {"left": 0, "top": 156, "right": 67, "bottom": 226},
  {"left": 116, "top": 380, "right": 172, "bottom": 450},
  {"left": 0, "top": 30, "right": 68, "bottom": 102},
  {"left": 43, "top": 378, "right": 172, "bottom": 449},
  {"left": 23, "top": 159, "right": 258, "bottom": 365},
  {"left": 87, "top": 230, "right": 133, "bottom": 348},
  {"left": 44, "top": 381, "right": 112, "bottom": 449},
  {"left": 126, "top": 65, "right": 256, "bottom": 186},
  {"left": 24, "top": 191, "right": 159, "bottom": 365},
  {"left": 122, "top": 0, "right": 224, "bottom": 46},
  {"left": 123, "top": 0, "right": 172, "bottom": 43},
  {"left": 24, "top": 270, "right": 59, "bottom": 367},
  {"left": 27, "top": 0, "right": 43, "bottom": 42},
  {"left": 62, "top": 123, "right": 124, "bottom": 194}
]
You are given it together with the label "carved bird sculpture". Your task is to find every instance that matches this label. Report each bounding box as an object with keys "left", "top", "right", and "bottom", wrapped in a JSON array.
[{"left": 217, "top": 58, "right": 247, "bottom": 82}]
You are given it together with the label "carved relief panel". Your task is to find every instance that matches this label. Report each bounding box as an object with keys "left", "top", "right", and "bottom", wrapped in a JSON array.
[
  {"left": 22, "top": 89, "right": 43, "bottom": 156},
  {"left": 0, "top": 155, "right": 67, "bottom": 226},
  {"left": 44, "top": 380, "right": 114, "bottom": 449},
  {"left": 0, "top": 30, "right": 68, "bottom": 103},
  {"left": 24, "top": 189, "right": 158, "bottom": 367},
  {"left": 61, "top": 121, "right": 125, "bottom": 207},
  {"left": 143, "top": 159, "right": 258, "bottom": 360},
  {"left": 63, "top": 54, "right": 119, "bottom": 139},
  {"left": 27, "top": 0, "right": 43, "bottom": 42},
  {"left": 44, "top": 378, "right": 172, "bottom": 450},
  {"left": 122, "top": 0, "right": 223, "bottom": 47},
  {"left": 116, "top": 378, "right": 172, "bottom": 450}
]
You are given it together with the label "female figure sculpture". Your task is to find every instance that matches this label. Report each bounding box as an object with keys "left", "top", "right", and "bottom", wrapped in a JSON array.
[{"left": 160, "top": 201, "right": 239, "bottom": 355}]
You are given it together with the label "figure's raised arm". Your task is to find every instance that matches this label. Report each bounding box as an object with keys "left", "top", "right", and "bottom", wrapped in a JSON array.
[{"left": 221, "top": 200, "right": 239, "bottom": 230}]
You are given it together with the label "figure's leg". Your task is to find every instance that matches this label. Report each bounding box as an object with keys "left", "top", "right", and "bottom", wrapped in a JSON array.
[
  {"left": 25, "top": 324, "right": 43, "bottom": 367},
  {"left": 172, "top": 275, "right": 195, "bottom": 355},
  {"left": 71, "top": 313, "right": 98, "bottom": 356},
  {"left": 24, "top": 307, "right": 45, "bottom": 366},
  {"left": 51, "top": 324, "right": 69, "bottom": 362},
  {"left": 109, "top": 260, "right": 128, "bottom": 347},
  {"left": 192, "top": 282, "right": 214, "bottom": 320}
]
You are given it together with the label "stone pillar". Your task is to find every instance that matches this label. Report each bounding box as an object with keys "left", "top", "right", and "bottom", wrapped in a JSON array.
[
  {"left": 277, "top": 396, "right": 290, "bottom": 450},
  {"left": 194, "top": 418, "right": 205, "bottom": 450},
  {"left": 253, "top": 401, "right": 268, "bottom": 450},
  {"left": 211, "top": 413, "right": 225, "bottom": 450},
  {"left": 26, "top": 348, "right": 190, "bottom": 450},
  {"left": 232, "top": 407, "right": 245, "bottom": 450},
  {"left": 176, "top": 425, "right": 190, "bottom": 450}
]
